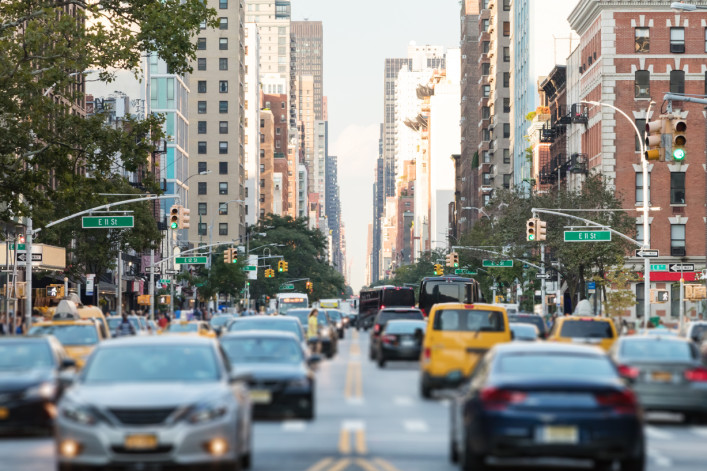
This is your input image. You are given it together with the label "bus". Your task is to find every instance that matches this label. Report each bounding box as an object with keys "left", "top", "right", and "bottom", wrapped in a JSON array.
[
  {"left": 418, "top": 276, "right": 484, "bottom": 317},
  {"left": 357, "top": 286, "right": 416, "bottom": 330},
  {"left": 318, "top": 299, "right": 341, "bottom": 309},
  {"left": 276, "top": 293, "right": 309, "bottom": 315}
]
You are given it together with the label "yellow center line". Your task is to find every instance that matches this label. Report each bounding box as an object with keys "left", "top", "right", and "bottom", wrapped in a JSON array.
[
  {"left": 338, "top": 428, "right": 351, "bottom": 455},
  {"left": 355, "top": 362, "right": 362, "bottom": 398},
  {"left": 344, "top": 361, "right": 353, "bottom": 399},
  {"left": 355, "top": 429, "right": 367, "bottom": 454},
  {"left": 372, "top": 458, "right": 403, "bottom": 471},
  {"left": 328, "top": 458, "right": 352, "bottom": 471},
  {"left": 304, "top": 457, "right": 335, "bottom": 471},
  {"left": 355, "top": 458, "right": 381, "bottom": 471}
]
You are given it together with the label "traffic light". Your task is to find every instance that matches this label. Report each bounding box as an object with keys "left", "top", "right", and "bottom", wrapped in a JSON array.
[
  {"left": 670, "top": 117, "right": 686, "bottom": 161},
  {"left": 223, "top": 248, "right": 232, "bottom": 263},
  {"left": 283, "top": 261, "right": 289, "bottom": 272},
  {"left": 18, "top": 235, "right": 25, "bottom": 244},
  {"left": 264, "top": 268, "right": 274, "bottom": 278},
  {"left": 434, "top": 264, "right": 443, "bottom": 276},
  {"left": 230, "top": 248, "right": 238, "bottom": 264},
  {"left": 526, "top": 218, "right": 537, "bottom": 241},
  {"left": 452, "top": 252, "right": 459, "bottom": 268},
  {"left": 649, "top": 289, "right": 669, "bottom": 303},
  {"left": 537, "top": 219, "right": 547, "bottom": 241},
  {"left": 445, "top": 253, "right": 453, "bottom": 268},
  {"left": 644, "top": 118, "right": 665, "bottom": 161},
  {"left": 306, "top": 281, "right": 313, "bottom": 293},
  {"left": 179, "top": 206, "right": 191, "bottom": 229},
  {"left": 278, "top": 260, "right": 285, "bottom": 272},
  {"left": 169, "top": 205, "right": 180, "bottom": 229}
]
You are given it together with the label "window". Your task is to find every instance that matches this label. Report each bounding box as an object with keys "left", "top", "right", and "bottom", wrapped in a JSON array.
[
  {"left": 503, "top": 98, "right": 511, "bottom": 113},
  {"left": 503, "top": 72, "right": 510, "bottom": 88},
  {"left": 503, "top": 123, "right": 510, "bottom": 138},
  {"left": 635, "top": 172, "right": 650, "bottom": 204},
  {"left": 635, "top": 119, "right": 646, "bottom": 151},
  {"left": 503, "top": 148, "right": 511, "bottom": 164},
  {"left": 670, "top": 27, "right": 685, "bottom": 53},
  {"left": 482, "top": 19, "right": 489, "bottom": 31},
  {"left": 482, "top": 106, "right": 490, "bottom": 119},
  {"left": 503, "top": 0, "right": 511, "bottom": 11},
  {"left": 635, "top": 28, "right": 649, "bottom": 53},
  {"left": 482, "top": 85, "right": 490, "bottom": 97},
  {"left": 197, "top": 162, "right": 207, "bottom": 173},
  {"left": 481, "top": 63, "right": 491, "bottom": 76},
  {"left": 219, "top": 141, "right": 228, "bottom": 154},
  {"left": 705, "top": 28, "right": 707, "bottom": 52},
  {"left": 219, "top": 38, "right": 228, "bottom": 50},
  {"left": 671, "top": 224, "right": 686, "bottom": 256},
  {"left": 482, "top": 128, "right": 491, "bottom": 141},
  {"left": 670, "top": 70, "right": 685, "bottom": 94},
  {"left": 219, "top": 58, "right": 228, "bottom": 71},
  {"left": 219, "top": 101, "right": 228, "bottom": 113},
  {"left": 260, "top": 164, "right": 265, "bottom": 172},
  {"left": 198, "top": 182, "right": 207, "bottom": 195},
  {"left": 670, "top": 172, "right": 685, "bottom": 204},
  {"left": 503, "top": 174, "right": 511, "bottom": 189},
  {"left": 503, "top": 47, "right": 510, "bottom": 62},
  {"left": 219, "top": 81, "right": 228, "bottom": 93},
  {"left": 197, "top": 121, "right": 206, "bottom": 134},
  {"left": 198, "top": 142, "right": 207, "bottom": 154},
  {"left": 198, "top": 81, "right": 206, "bottom": 93},
  {"left": 219, "top": 121, "right": 228, "bottom": 134},
  {"left": 197, "top": 38, "right": 206, "bottom": 50},
  {"left": 219, "top": 0, "right": 227, "bottom": 8},
  {"left": 482, "top": 172, "right": 491, "bottom": 185},
  {"left": 198, "top": 223, "right": 207, "bottom": 236},
  {"left": 219, "top": 182, "right": 228, "bottom": 195},
  {"left": 219, "top": 162, "right": 228, "bottom": 175},
  {"left": 197, "top": 58, "right": 206, "bottom": 71},
  {"left": 503, "top": 21, "right": 510, "bottom": 37},
  {"left": 635, "top": 224, "right": 644, "bottom": 244},
  {"left": 482, "top": 41, "right": 490, "bottom": 54},
  {"left": 634, "top": 70, "right": 650, "bottom": 98},
  {"left": 219, "top": 203, "right": 228, "bottom": 215},
  {"left": 198, "top": 101, "right": 206, "bottom": 114},
  {"left": 198, "top": 203, "right": 207, "bottom": 216},
  {"left": 219, "top": 17, "right": 228, "bottom": 30},
  {"left": 260, "top": 179, "right": 265, "bottom": 188}
]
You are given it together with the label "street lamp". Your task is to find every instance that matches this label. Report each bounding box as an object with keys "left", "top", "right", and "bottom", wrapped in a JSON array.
[
  {"left": 183, "top": 170, "right": 211, "bottom": 187},
  {"left": 670, "top": 2, "right": 702, "bottom": 11}
]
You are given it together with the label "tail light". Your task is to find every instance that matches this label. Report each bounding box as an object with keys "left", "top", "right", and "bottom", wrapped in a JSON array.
[
  {"left": 595, "top": 390, "right": 638, "bottom": 414},
  {"left": 617, "top": 364, "right": 640, "bottom": 379},
  {"left": 374, "top": 324, "right": 381, "bottom": 334},
  {"left": 684, "top": 367, "right": 707, "bottom": 382},
  {"left": 421, "top": 309, "right": 427, "bottom": 317},
  {"left": 423, "top": 347, "right": 431, "bottom": 361},
  {"left": 479, "top": 387, "right": 527, "bottom": 411},
  {"left": 381, "top": 334, "right": 396, "bottom": 345}
]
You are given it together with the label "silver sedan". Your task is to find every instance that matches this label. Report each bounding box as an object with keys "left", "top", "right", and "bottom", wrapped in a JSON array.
[{"left": 55, "top": 335, "right": 252, "bottom": 471}]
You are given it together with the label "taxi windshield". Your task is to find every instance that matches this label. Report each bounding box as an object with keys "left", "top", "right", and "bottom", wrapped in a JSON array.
[
  {"left": 166, "top": 323, "right": 199, "bottom": 333},
  {"left": 221, "top": 337, "right": 303, "bottom": 365},
  {"left": 559, "top": 320, "right": 613, "bottom": 338},
  {"left": 0, "top": 342, "right": 53, "bottom": 370},
  {"left": 29, "top": 324, "right": 99, "bottom": 346},
  {"left": 433, "top": 309, "right": 504, "bottom": 332}
]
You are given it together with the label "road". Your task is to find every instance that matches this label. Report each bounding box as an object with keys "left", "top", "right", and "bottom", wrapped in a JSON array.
[{"left": 2, "top": 330, "right": 707, "bottom": 471}]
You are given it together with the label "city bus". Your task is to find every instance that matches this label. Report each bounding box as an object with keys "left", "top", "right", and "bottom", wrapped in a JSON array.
[
  {"left": 357, "top": 286, "right": 416, "bottom": 330},
  {"left": 276, "top": 292, "right": 309, "bottom": 315},
  {"left": 418, "top": 276, "right": 484, "bottom": 317}
]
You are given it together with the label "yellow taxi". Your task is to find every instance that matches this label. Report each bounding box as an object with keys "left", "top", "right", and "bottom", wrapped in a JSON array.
[
  {"left": 420, "top": 303, "right": 511, "bottom": 398},
  {"left": 547, "top": 315, "right": 618, "bottom": 351},
  {"left": 28, "top": 320, "right": 104, "bottom": 369},
  {"left": 161, "top": 321, "right": 216, "bottom": 338}
]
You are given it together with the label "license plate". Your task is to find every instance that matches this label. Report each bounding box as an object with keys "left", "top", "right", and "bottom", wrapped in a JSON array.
[
  {"left": 401, "top": 339, "right": 415, "bottom": 348},
  {"left": 537, "top": 425, "right": 579, "bottom": 444},
  {"left": 250, "top": 390, "right": 272, "bottom": 404},
  {"left": 651, "top": 371, "right": 673, "bottom": 382},
  {"left": 124, "top": 434, "right": 158, "bottom": 450},
  {"left": 0, "top": 407, "right": 8, "bottom": 420}
]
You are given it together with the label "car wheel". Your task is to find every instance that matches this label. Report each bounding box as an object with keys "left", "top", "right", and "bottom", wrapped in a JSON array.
[
  {"left": 449, "top": 437, "right": 460, "bottom": 463},
  {"left": 240, "top": 451, "right": 252, "bottom": 470},
  {"left": 461, "top": 442, "right": 486, "bottom": 471},
  {"left": 420, "top": 378, "right": 432, "bottom": 399},
  {"left": 620, "top": 454, "right": 645, "bottom": 471},
  {"left": 378, "top": 356, "right": 386, "bottom": 368},
  {"left": 594, "top": 459, "right": 613, "bottom": 471}
]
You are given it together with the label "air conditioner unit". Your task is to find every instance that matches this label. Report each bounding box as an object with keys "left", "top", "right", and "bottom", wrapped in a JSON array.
[{"left": 672, "top": 247, "right": 686, "bottom": 257}]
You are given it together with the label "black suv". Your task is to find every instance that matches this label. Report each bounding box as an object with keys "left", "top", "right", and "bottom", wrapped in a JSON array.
[{"left": 369, "top": 308, "right": 424, "bottom": 360}]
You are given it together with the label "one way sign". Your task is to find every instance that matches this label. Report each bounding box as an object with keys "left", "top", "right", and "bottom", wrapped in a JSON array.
[
  {"left": 16, "top": 252, "right": 42, "bottom": 263},
  {"left": 669, "top": 263, "right": 695, "bottom": 272}
]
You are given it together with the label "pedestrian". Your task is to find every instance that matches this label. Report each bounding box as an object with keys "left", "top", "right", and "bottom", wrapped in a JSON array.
[
  {"left": 307, "top": 308, "right": 320, "bottom": 354},
  {"left": 15, "top": 315, "right": 25, "bottom": 335},
  {"left": 0, "top": 314, "right": 6, "bottom": 336},
  {"left": 158, "top": 313, "right": 169, "bottom": 330},
  {"left": 114, "top": 312, "right": 136, "bottom": 337}
]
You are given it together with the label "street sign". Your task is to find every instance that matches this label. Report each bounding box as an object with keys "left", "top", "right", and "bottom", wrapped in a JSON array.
[
  {"left": 16, "top": 252, "right": 42, "bottom": 262},
  {"left": 159, "top": 279, "right": 171, "bottom": 284},
  {"left": 280, "top": 284, "right": 295, "bottom": 290},
  {"left": 455, "top": 269, "right": 478, "bottom": 275},
  {"left": 145, "top": 266, "right": 161, "bottom": 274},
  {"left": 9, "top": 243, "right": 25, "bottom": 250},
  {"left": 635, "top": 249, "right": 659, "bottom": 258},
  {"left": 175, "top": 256, "right": 207, "bottom": 264},
  {"left": 587, "top": 281, "right": 596, "bottom": 290},
  {"left": 651, "top": 264, "right": 667, "bottom": 272},
  {"left": 82, "top": 216, "right": 134, "bottom": 229},
  {"left": 482, "top": 260, "right": 513, "bottom": 268},
  {"left": 670, "top": 263, "right": 695, "bottom": 272},
  {"left": 243, "top": 265, "right": 257, "bottom": 271},
  {"left": 564, "top": 230, "right": 611, "bottom": 242},
  {"left": 535, "top": 273, "right": 551, "bottom": 280},
  {"left": 165, "top": 269, "right": 178, "bottom": 275}
]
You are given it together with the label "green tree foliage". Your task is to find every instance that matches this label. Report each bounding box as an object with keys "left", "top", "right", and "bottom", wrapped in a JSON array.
[
  {"left": 179, "top": 247, "right": 247, "bottom": 303},
  {"left": 0, "top": 0, "right": 216, "bottom": 221},
  {"left": 599, "top": 264, "right": 640, "bottom": 318}
]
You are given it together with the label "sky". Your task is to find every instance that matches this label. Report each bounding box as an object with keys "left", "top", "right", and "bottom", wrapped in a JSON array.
[{"left": 290, "top": 0, "right": 578, "bottom": 293}]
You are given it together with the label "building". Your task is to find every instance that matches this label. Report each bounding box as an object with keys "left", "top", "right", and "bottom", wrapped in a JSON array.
[
  {"left": 291, "top": 21, "right": 324, "bottom": 120},
  {"left": 371, "top": 152, "right": 384, "bottom": 282},
  {"left": 188, "top": 0, "right": 246, "bottom": 244},
  {"left": 295, "top": 75, "right": 316, "bottom": 203},
  {"left": 244, "top": 23, "right": 261, "bottom": 226},
  {"left": 259, "top": 108, "right": 275, "bottom": 217},
  {"left": 567, "top": 0, "right": 707, "bottom": 319},
  {"left": 262, "top": 93, "right": 289, "bottom": 215},
  {"left": 383, "top": 57, "right": 412, "bottom": 201},
  {"left": 244, "top": 0, "right": 291, "bottom": 81}
]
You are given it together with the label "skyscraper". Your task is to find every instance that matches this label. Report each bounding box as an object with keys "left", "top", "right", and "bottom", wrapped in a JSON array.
[
  {"left": 244, "top": 23, "right": 260, "bottom": 226},
  {"left": 291, "top": 21, "right": 324, "bottom": 120}
]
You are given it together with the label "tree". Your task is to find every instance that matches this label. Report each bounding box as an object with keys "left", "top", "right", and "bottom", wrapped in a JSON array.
[
  {"left": 600, "top": 264, "right": 640, "bottom": 318},
  {"left": 0, "top": 0, "right": 216, "bottom": 222}
]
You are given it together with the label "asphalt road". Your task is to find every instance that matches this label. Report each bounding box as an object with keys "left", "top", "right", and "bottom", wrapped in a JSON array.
[{"left": 2, "top": 329, "right": 707, "bottom": 471}]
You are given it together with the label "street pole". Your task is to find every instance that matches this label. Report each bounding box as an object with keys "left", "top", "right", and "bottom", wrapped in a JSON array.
[
  {"left": 679, "top": 266, "right": 684, "bottom": 331},
  {"left": 117, "top": 249, "right": 122, "bottom": 317},
  {"left": 245, "top": 222, "right": 249, "bottom": 310},
  {"left": 541, "top": 244, "right": 547, "bottom": 317},
  {"left": 25, "top": 217, "right": 32, "bottom": 333},
  {"left": 168, "top": 227, "right": 174, "bottom": 318},
  {"left": 149, "top": 249, "right": 155, "bottom": 321},
  {"left": 556, "top": 258, "right": 562, "bottom": 315}
]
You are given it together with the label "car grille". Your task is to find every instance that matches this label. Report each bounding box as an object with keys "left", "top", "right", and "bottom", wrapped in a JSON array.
[
  {"left": 108, "top": 408, "right": 176, "bottom": 425},
  {"left": 111, "top": 445, "right": 173, "bottom": 455}
]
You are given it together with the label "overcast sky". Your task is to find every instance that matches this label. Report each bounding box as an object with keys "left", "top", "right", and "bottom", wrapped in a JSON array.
[{"left": 290, "top": 0, "right": 577, "bottom": 292}]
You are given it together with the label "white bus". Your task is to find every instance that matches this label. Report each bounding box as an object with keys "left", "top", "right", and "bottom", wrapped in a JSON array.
[{"left": 276, "top": 293, "right": 309, "bottom": 314}]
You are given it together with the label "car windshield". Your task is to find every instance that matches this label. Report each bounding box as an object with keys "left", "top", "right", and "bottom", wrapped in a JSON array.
[
  {"left": 284, "top": 310, "right": 309, "bottom": 326},
  {"left": 433, "top": 309, "right": 504, "bottom": 332},
  {"left": 384, "top": 320, "right": 427, "bottom": 334},
  {"left": 508, "top": 315, "right": 546, "bottom": 333},
  {"left": 166, "top": 323, "right": 199, "bottom": 333},
  {"left": 510, "top": 323, "right": 538, "bottom": 338},
  {"left": 559, "top": 320, "right": 613, "bottom": 338},
  {"left": 279, "top": 298, "right": 308, "bottom": 314},
  {"left": 0, "top": 342, "right": 53, "bottom": 370},
  {"left": 29, "top": 324, "right": 99, "bottom": 346},
  {"left": 327, "top": 310, "right": 343, "bottom": 321},
  {"left": 689, "top": 324, "right": 707, "bottom": 341},
  {"left": 381, "top": 289, "right": 415, "bottom": 306},
  {"left": 621, "top": 339, "right": 694, "bottom": 362},
  {"left": 379, "top": 310, "right": 424, "bottom": 324},
  {"left": 221, "top": 337, "right": 303, "bottom": 365},
  {"left": 107, "top": 317, "right": 140, "bottom": 331},
  {"left": 136, "top": 317, "right": 146, "bottom": 329},
  {"left": 83, "top": 345, "right": 220, "bottom": 383},
  {"left": 317, "top": 312, "right": 329, "bottom": 325},
  {"left": 210, "top": 316, "right": 232, "bottom": 327},
  {"left": 423, "top": 282, "right": 466, "bottom": 304},
  {"left": 498, "top": 353, "right": 616, "bottom": 378},
  {"left": 229, "top": 319, "right": 302, "bottom": 341}
]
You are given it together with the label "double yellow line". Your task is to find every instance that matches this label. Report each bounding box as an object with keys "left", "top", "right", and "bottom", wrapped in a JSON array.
[
  {"left": 344, "top": 330, "right": 363, "bottom": 400},
  {"left": 305, "top": 427, "right": 402, "bottom": 471}
]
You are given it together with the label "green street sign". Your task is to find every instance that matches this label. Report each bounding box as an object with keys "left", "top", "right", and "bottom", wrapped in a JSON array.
[
  {"left": 82, "top": 216, "right": 134, "bottom": 229},
  {"left": 175, "top": 256, "right": 207, "bottom": 264},
  {"left": 243, "top": 265, "right": 257, "bottom": 271},
  {"left": 455, "top": 269, "right": 478, "bottom": 275},
  {"left": 650, "top": 264, "right": 668, "bottom": 272},
  {"left": 564, "top": 230, "right": 611, "bottom": 242},
  {"left": 280, "top": 284, "right": 295, "bottom": 290},
  {"left": 159, "top": 279, "right": 171, "bottom": 284},
  {"left": 8, "top": 243, "right": 25, "bottom": 250},
  {"left": 483, "top": 260, "right": 513, "bottom": 268}
]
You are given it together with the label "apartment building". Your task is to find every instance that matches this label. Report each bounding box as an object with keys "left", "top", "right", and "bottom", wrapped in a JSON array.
[{"left": 244, "top": 23, "right": 260, "bottom": 226}]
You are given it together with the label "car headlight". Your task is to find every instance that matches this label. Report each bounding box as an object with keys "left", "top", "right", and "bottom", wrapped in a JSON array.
[
  {"left": 287, "top": 378, "right": 310, "bottom": 389},
  {"left": 187, "top": 401, "right": 229, "bottom": 425},
  {"left": 320, "top": 327, "right": 330, "bottom": 336},
  {"left": 61, "top": 403, "right": 98, "bottom": 426},
  {"left": 24, "top": 382, "right": 56, "bottom": 400},
  {"left": 336, "top": 322, "right": 343, "bottom": 328}
]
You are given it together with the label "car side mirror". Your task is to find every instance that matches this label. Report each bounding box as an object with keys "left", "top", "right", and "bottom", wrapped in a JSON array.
[
  {"left": 307, "top": 355, "right": 322, "bottom": 366},
  {"left": 59, "top": 370, "right": 76, "bottom": 387},
  {"left": 60, "top": 358, "right": 77, "bottom": 370},
  {"left": 229, "top": 371, "right": 253, "bottom": 384}
]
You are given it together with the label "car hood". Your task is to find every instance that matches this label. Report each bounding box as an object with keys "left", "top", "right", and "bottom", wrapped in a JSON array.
[
  {"left": 64, "top": 382, "right": 227, "bottom": 409},
  {"left": 0, "top": 369, "right": 54, "bottom": 392},
  {"left": 232, "top": 363, "right": 308, "bottom": 382}
]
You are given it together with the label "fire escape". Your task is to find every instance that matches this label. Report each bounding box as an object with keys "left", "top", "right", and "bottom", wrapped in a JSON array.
[{"left": 538, "top": 103, "right": 589, "bottom": 186}]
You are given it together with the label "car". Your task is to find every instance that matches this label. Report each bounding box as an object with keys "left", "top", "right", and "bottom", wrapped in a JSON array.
[
  {"left": 209, "top": 314, "right": 233, "bottom": 336},
  {"left": 106, "top": 316, "right": 147, "bottom": 337},
  {"left": 220, "top": 331, "right": 319, "bottom": 420},
  {"left": 162, "top": 321, "right": 216, "bottom": 338},
  {"left": 345, "top": 313, "right": 357, "bottom": 328},
  {"left": 420, "top": 303, "right": 511, "bottom": 398},
  {"left": 281, "top": 308, "right": 310, "bottom": 337},
  {"left": 325, "top": 309, "right": 345, "bottom": 339},
  {"left": 0, "top": 336, "right": 76, "bottom": 435},
  {"left": 55, "top": 335, "right": 252, "bottom": 471},
  {"left": 509, "top": 322, "right": 539, "bottom": 341},
  {"left": 682, "top": 320, "right": 707, "bottom": 343},
  {"left": 375, "top": 320, "right": 427, "bottom": 368},
  {"left": 227, "top": 316, "right": 305, "bottom": 347},
  {"left": 29, "top": 320, "right": 104, "bottom": 369},
  {"left": 369, "top": 308, "right": 424, "bottom": 360},
  {"left": 507, "top": 313, "right": 548, "bottom": 339},
  {"left": 548, "top": 315, "right": 618, "bottom": 351},
  {"left": 282, "top": 309, "right": 338, "bottom": 358},
  {"left": 610, "top": 334, "right": 707, "bottom": 421},
  {"left": 449, "top": 343, "right": 645, "bottom": 471}
]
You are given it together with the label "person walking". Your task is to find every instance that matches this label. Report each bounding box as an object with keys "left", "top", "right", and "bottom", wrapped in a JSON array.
[
  {"left": 114, "top": 313, "right": 136, "bottom": 337},
  {"left": 307, "top": 308, "right": 321, "bottom": 354}
]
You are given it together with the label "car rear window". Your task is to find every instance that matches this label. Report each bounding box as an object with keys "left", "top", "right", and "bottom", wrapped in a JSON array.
[
  {"left": 559, "top": 320, "right": 614, "bottom": 339},
  {"left": 621, "top": 339, "right": 695, "bottom": 361},
  {"left": 381, "top": 289, "right": 415, "bottom": 307},
  {"left": 384, "top": 321, "right": 427, "bottom": 334},
  {"left": 433, "top": 309, "right": 504, "bottom": 332},
  {"left": 498, "top": 354, "right": 615, "bottom": 378},
  {"left": 378, "top": 311, "right": 423, "bottom": 324},
  {"left": 508, "top": 315, "right": 546, "bottom": 333}
]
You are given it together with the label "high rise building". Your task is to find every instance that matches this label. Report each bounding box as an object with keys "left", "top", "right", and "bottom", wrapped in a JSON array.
[
  {"left": 291, "top": 21, "right": 324, "bottom": 120},
  {"left": 326, "top": 155, "right": 343, "bottom": 273},
  {"left": 244, "top": 0, "right": 291, "bottom": 78},
  {"left": 188, "top": 0, "right": 246, "bottom": 243},
  {"left": 383, "top": 58, "right": 412, "bottom": 200},
  {"left": 259, "top": 108, "right": 275, "bottom": 217},
  {"left": 263, "top": 93, "right": 289, "bottom": 215},
  {"left": 244, "top": 23, "right": 261, "bottom": 226}
]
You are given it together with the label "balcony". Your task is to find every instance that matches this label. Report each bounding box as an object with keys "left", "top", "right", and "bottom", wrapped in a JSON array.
[{"left": 568, "top": 153, "right": 588, "bottom": 174}]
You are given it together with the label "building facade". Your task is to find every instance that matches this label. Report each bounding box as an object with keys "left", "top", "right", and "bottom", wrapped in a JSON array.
[{"left": 244, "top": 23, "right": 261, "bottom": 226}]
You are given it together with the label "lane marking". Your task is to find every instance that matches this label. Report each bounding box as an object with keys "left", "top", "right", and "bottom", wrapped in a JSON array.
[
  {"left": 304, "top": 458, "right": 335, "bottom": 471},
  {"left": 393, "top": 396, "right": 413, "bottom": 406},
  {"left": 373, "top": 458, "right": 403, "bottom": 471},
  {"left": 355, "top": 360, "right": 363, "bottom": 398},
  {"left": 403, "top": 420, "right": 428, "bottom": 433},
  {"left": 344, "top": 357, "right": 362, "bottom": 400},
  {"left": 645, "top": 426, "right": 673, "bottom": 440},
  {"left": 328, "top": 458, "right": 352, "bottom": 471},
  {"left": 353, "top": 329, "right": 359, "bottom": 340},
  {"left": 282, "top": 420, "right": 307, "bottom": 432},
  {"left": 354, "top": 458, "right": 380, "bottom": 471},
  {"left": 338, "top": 428, "right": 351, "bottom": 455},
  {"left": 355, "top": 429, "right": 367, "bottom": 454}
]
